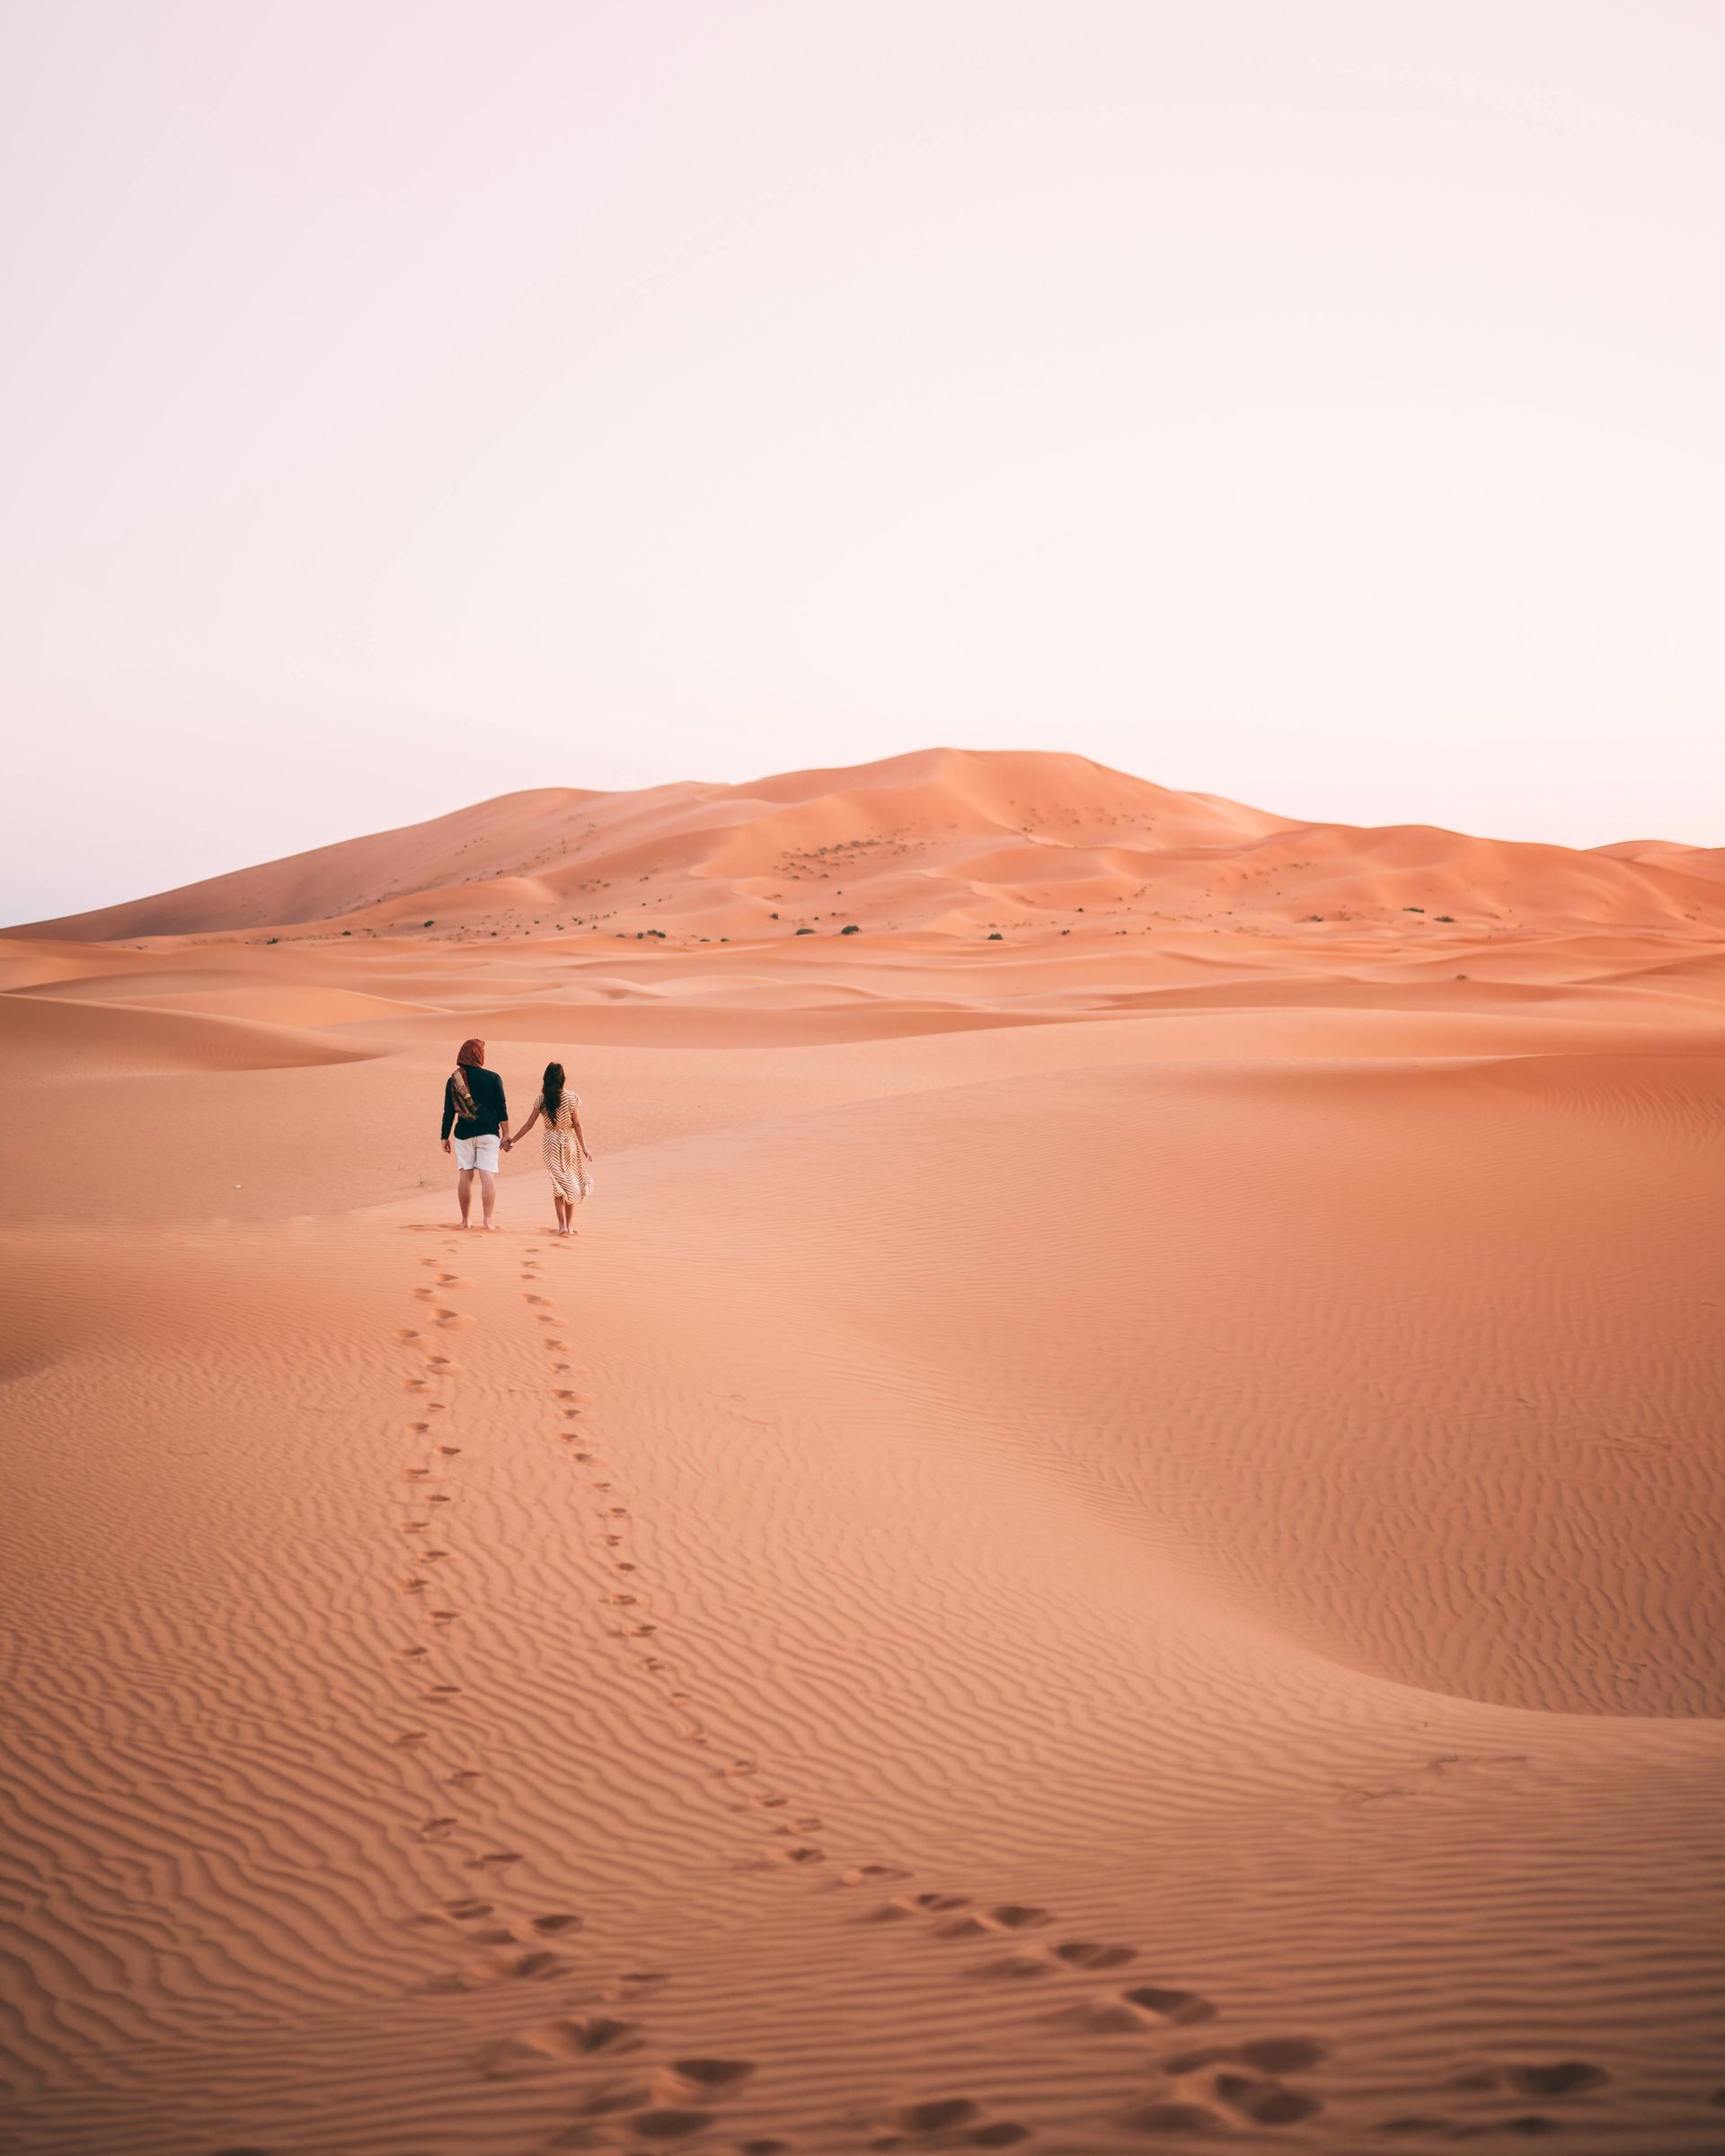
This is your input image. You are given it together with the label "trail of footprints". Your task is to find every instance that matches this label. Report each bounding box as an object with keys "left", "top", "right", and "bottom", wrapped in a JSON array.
[
  {"left": 379, "top": 1233, "right": 1622, "bottom": 2151},
  {"left": 394, "top": 1246, "right": 585, "bottom": 1998}
]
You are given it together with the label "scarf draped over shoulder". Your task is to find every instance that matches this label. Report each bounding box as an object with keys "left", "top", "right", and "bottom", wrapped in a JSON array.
[{"left": 450, "top": 1038, "right": 485, "bottom": 1120}]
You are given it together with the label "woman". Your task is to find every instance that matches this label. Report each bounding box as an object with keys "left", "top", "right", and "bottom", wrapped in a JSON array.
[{"left": 507, "top": 1062, "right": 593, "bottom": 1236}]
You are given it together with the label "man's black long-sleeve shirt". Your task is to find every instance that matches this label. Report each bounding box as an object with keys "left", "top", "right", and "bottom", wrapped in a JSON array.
[{"left": 440, "top": 1065, "right": 509, "bottom": 1140}]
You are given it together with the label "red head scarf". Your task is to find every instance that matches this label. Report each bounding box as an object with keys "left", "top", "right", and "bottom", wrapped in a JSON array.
[{"left": 451, "top": 1039, "right": 485, "bottom": 1119}]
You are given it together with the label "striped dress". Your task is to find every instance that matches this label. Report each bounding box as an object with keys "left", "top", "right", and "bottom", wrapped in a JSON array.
[{"left": 536, "top": 1091, "right": 591, "bottom": 1203}]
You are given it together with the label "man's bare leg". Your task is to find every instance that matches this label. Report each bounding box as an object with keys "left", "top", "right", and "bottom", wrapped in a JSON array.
[
  {"left": 477, "top": 1169, "right": 498, "bottom": 1229},
  {"left": 456, "top": 1167, "right": 474, "bottom": 1227}
]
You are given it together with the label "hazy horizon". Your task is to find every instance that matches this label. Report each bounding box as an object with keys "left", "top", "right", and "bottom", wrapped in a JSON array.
[{"left": 4, "top": 0, "right": 1722, "bottom": 921}]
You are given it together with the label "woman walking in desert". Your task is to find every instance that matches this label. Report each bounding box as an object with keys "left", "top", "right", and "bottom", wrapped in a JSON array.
[{"left": 507, "top": 1062, "right": 594, "bottom": 1236}]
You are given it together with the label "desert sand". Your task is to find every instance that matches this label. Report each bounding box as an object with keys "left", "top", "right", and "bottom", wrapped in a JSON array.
[{"left": 3, "top": 748, "right": 1723, "bottom": 2155}]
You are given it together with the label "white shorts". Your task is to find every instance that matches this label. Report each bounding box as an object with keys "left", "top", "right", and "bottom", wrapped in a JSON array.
[{"left": 453, "top": 1133, "right": 500, "bottom": 1171}]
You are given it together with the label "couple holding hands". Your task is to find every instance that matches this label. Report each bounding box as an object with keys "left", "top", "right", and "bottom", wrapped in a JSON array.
[{"left": 439, "top": 1038, "right": 594, "bottom": 1234}]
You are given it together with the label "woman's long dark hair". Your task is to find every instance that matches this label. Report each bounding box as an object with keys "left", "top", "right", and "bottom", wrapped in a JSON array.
[{"left": 542, "top": 1061, "right": 566, "bottom": 1126}]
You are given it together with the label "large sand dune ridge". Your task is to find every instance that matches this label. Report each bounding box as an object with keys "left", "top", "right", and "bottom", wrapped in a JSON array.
[{"left": 16, "top": 748, "right": 1725, "bottom": 947}]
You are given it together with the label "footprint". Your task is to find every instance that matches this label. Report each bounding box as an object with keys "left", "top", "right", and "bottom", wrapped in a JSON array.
[
  {"left": 538, "top": 2014, "right": 642, "bottom": 2054},
  {"left": 1507, "top": 2063, "right": 1608, "bottom": 2099},
  {"left": 1234, "top": 2038, "right": 1328, "bottom": 2075},
  {"left": 530, "top": 1913, "right": 582, "bottom": 1934},
  {"left": 668, "top": 2057, "right": 756, "bottom": 2092},
  {"left": 1123, "top": 1985, "right": 1216, "bottom": 2025},
  {"left": 969, "top": 1953, "right": 1054, "bottom": 1981},
  {"left": 989, "top": 1905, "right": 1052, "bottom": 1931},
  {"left": 628, "top": 2111, "right": 708, "bottom": 2141},
  {"left": 464, "top": 1947, "right": 575, "bottom": 1985},
  {"left": 438, "top": 1445, "right": 461, "bottom": 1456},
  {"left": 1054, "top": 1940, "right": 1136, "bottom": 1970},
  {"left": 1214, "top": 2072, "right": 1321, "bottom": 2126},
  {"left": 415, "top": 1817, "right": 460, "bottom": 1842},
  {"left": 895, "top": 2098, "right": 980, "bottom": 2134},
  {"left": 473, "top": 2016, "right": 641, "bottom": 2079}
]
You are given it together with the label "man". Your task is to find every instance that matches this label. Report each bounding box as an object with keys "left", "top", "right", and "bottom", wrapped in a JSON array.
[{"left": 440, "top": 1038, "right": 510, "bottom": 1229}]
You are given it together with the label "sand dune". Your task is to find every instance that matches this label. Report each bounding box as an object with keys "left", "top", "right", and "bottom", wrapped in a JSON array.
[
  {"left": 1, "top": 986, "right": 376, "bottom": 1077},
  {"left": 16, "top": 748, "right": 1725, "bottom": 949},
  {"left": 4, "top": 750, "right": 1723, "bottom": 2153}
]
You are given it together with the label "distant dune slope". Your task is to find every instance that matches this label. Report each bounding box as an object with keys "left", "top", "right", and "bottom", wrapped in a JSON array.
[{"left": 13, "top": 747, "right": 1725, "bottom": 945}]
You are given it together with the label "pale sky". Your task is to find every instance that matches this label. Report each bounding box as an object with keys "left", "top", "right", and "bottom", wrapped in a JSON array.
[{"left": 3, "top": 1, "right": 1722, "bottom": 922}]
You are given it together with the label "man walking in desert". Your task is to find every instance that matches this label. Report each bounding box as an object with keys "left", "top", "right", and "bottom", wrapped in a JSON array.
[{"left": 440, "top": 1038, "right": 509, "bottom": 1229}]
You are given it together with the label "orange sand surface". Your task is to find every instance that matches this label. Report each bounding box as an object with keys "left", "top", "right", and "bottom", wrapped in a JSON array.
[{"left": 4, "top": 752, "right": 1724, "bottom": 2154}]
